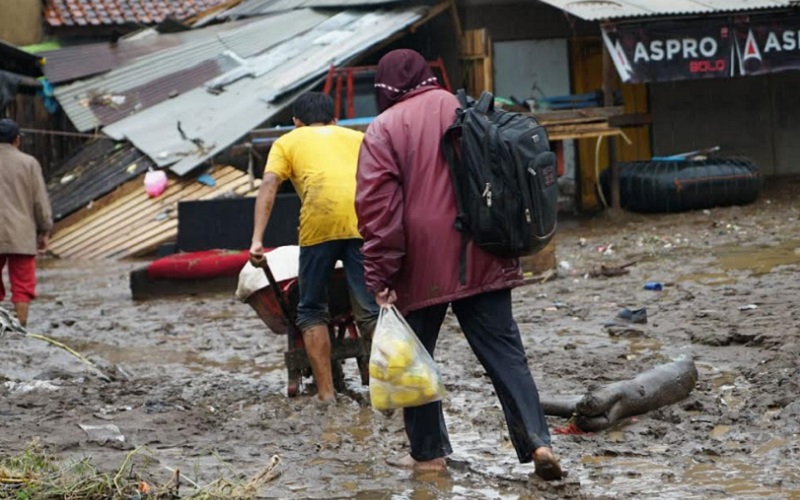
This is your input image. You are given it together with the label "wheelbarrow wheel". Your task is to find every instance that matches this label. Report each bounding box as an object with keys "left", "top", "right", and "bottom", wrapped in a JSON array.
[{"left": 287, "top": 369, "right": 302, "bottom": 398}]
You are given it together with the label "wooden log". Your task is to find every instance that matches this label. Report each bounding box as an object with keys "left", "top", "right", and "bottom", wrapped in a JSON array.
[{"left": 540, "top": 359, "right": 698, "bottom": 432}]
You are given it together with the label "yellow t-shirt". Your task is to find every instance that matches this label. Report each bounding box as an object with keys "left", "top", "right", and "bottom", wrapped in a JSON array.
[{"left": 265, "top": 125, "right": 364, "bottom": 247}]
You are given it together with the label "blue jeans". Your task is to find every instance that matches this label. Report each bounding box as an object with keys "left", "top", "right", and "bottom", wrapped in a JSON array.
[{"left": 297, "top": 239, "right": 380, "bottom": 338}]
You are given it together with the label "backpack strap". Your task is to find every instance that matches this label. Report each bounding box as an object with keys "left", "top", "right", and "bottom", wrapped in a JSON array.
[
  {"left": 456, "top": 88, "right": 469, "bottom": 109},
  {"left": 442, "top": 123, "right": 469, "bottom": 286}
]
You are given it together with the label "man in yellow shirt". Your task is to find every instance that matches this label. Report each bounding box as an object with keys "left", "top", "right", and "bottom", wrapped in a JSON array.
[{"left": 249, "top": 92, "right": 379, "bottom": 402}]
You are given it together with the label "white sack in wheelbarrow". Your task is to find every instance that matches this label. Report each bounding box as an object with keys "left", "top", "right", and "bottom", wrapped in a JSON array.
[{"left": 235, "top": 245, "right": 342, "bottom": 302}]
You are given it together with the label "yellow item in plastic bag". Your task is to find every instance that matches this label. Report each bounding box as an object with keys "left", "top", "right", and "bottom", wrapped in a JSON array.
[
  {"left": 390, "top": 388, "right": 425, "bottom": 407},
  {"left": 369, "top": 363, "right": 388, "bottom": 381},
  {"left": 370, "top": 383, "right": 391, "bottom": 411},
  {"left": 422, "top": 381, "right": 442, "bottom": 398},
  {"left": 399, "top": 365, "right": 433, "bottom": 389},
  {"left": 382, "top": 337, "right": 414, "bottom": 368}
]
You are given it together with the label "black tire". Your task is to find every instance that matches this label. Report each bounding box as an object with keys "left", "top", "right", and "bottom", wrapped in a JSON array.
[{"left": 599, "top": 157, "right": 763, "bottom": 213}]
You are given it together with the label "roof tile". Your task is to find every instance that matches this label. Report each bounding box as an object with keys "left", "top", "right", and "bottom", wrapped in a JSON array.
[{"left": 45, "top": 0, "right": 228, "bottom": 27}]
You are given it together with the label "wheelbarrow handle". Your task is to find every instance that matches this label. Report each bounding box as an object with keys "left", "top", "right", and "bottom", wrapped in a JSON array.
[{"left": 261, "top": 262, "right": 297, "bottom": 332}]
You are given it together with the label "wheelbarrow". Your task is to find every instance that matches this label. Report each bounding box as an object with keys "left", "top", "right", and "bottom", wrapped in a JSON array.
[{"left": 244, "top": 248, "right": 370, "bottom": 397}]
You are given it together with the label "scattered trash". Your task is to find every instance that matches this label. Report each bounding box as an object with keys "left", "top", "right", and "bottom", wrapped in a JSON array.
[
  {"left": 644, "top": 281, "right": 664, "bottom": 291},
  {"left": 616, "top": 307, "right": 648, "bottom": 324},
  {"left": 126, "top": 162, "right": 138, "bottom": 174},
  {"left": 595, "top": 243, "right": 615, "bottom": 255},
  {"left": 553, "top": 422, "right": 589, "bottom": 435},
  {"left": 144, "top": 169, "right": 168, "bottom": 198},
  {"left": 588, "top": 261, "right": 636, "bottom": 279},
  {"left": 79, "top": 423, "right": 125, "bottom": 444},
  {"left": 559, "top": 260, "right": 572, "bottom": 271},
  {"left": 605, "top": 325, "right": 647, "bottom": 338},
  {"left": 138, "top": 481, "right": 151, "bottom": 495},
  {"left": 738, "top": 304, "right": 759, "bottom": 311},
  {"left": 578, "top": 238, "right": 587, "bottom": 246},
  {"left": 197, "top": 173, "right": 216, "bottom": 187},
  {"left": 4, "top": 380, "right": 61, "bottom": 394},
  {"left": 60, "top": 174, "right": 75, "bottom": 185}
]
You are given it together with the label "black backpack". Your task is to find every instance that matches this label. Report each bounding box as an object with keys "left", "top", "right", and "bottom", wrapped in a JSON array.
[{"left": 442, "top": 90, "right": 558, "bottom": 283}]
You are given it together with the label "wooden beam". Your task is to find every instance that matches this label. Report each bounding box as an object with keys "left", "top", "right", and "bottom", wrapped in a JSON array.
[
  {"left": 602, "top": 44, "right": 621, "bottom": 211},
  {"left": 448, "top": 0, "right": 464, "bottom": 52}
]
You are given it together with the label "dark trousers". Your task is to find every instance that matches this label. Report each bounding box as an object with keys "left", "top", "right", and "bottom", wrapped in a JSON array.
[
  {"left": 297, "top": 239, "right": 380, "bottom": 337},
  {"left": 403, "top": 289, "right": 551, "bottom": 463}
]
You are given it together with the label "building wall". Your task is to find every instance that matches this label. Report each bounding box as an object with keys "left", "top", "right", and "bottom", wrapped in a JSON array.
[
  {"left": 651, "top": 72, "right": 800, "bottom": 176},
  {"left": 0, "top": 0, "right": 42, "bottom": 46}
]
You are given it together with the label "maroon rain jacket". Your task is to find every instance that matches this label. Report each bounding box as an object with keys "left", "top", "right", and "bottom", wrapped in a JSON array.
[{"left": 356, "top": 86, "right": 523, "bottom": 314}]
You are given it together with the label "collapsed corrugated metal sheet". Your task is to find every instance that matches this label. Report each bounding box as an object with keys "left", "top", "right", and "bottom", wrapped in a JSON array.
[
  {"left": 534, "top": 0, "right": 795, "bottom": 21},
  {"left": 49, "top": 165, "right": 259, "bottom": 259},
  {"left": 41, "top": 20, "right": 263, "bottom": 84},
  {"left": 102, "top": 6, "right": 426, "bottom": 176},
  {"left": 47, "top": 138, "right": 155, "bottom": 221},
  {"left": 53, "top": 9, "right": 331, "bottom": 131},
  {"left": 202, "top": 0, "right": 400, "bottom": 22}
]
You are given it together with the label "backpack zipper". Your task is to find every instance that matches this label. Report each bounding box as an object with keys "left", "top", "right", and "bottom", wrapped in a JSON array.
[{"left": 482, "top": 183, "right": 492, "bottom": 207}]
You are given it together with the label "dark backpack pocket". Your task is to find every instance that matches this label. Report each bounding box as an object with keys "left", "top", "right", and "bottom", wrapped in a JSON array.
[{"left": 526, "top": 151, "right": 558, "bottom": 251}]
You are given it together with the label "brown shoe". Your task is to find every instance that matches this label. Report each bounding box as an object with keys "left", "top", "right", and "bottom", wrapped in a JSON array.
[{"left": 533, "top": 447, "right": 564, "bottom": 481}]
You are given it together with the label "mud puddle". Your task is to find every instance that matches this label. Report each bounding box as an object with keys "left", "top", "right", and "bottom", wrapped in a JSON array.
[{"left": 716, "top": 239, "right": 800, "bottom": 274}]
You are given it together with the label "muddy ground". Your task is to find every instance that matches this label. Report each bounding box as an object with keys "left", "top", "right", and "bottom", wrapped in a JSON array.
[{"left": 2, "top": 179, "right": 800, "bottom": 499}]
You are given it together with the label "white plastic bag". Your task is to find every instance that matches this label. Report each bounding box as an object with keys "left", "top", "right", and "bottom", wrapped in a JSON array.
[{"left": 369, "top": 306, "right": 445, "bottom": 410}]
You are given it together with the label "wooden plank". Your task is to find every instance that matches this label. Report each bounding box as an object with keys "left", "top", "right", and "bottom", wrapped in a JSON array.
[
  {"left": 53, "top": 172, "right": 147, "bottom": 233},
  {"left": 448, "top": 0, "right": 463, "bottom": 52},
  {"left": 550, "top": 128, "right": 622, "bottom": 141},
  {"left": 52, "top": 168, "right": 244, "bottom": 255},
  {"left": 101, "top": 176, "right": 257, "bottom": 259},
  {"left": 123, "top": 182, "right": 258, "bottom": 258},
  {"left": 52, "top": 169, "right": 245, "bottom": 255},
  {"left": 51, "top": 174, "right": 187, "bottom": 244},
  {"left": 527, "top": 106, "right": 624, "bottom": 126},
  {"left": 78, "top": 173, "right": 253, "bottom": 259}
]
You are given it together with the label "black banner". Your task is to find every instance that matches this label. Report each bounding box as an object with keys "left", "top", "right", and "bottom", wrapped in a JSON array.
[
  {"left": 734, "top": 16, "right": 800, "bottom": 76},
  {"left": 602, "top": 20, "right": 734, "bottom": 83}
]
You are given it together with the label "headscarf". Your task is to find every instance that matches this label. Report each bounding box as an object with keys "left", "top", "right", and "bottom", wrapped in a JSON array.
[{"left": 374, "top": 49, "right": 439, "bottom": 113}]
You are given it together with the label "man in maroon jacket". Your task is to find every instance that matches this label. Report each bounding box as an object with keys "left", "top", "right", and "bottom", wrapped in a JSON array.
[{"left": 356, "top": 49, "right": 562, "bottom": 480}]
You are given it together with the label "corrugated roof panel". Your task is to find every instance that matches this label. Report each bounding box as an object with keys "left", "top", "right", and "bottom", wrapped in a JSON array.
[
  {"left": 41, "top": 24, "right": 236, "bottom": 84},
  {"left": 535, "top": 0, "right": 795, "bottom": 21},
  {"left": 47, "top": 139, "right": 155, "bottom": 221},
  {"left": 102, "top": 6, "right": 426, "bottom": 176},
  {"left": 196, "top": 0, "right": 400, "bottom": 25},
  {"left": 53, "top": 9, "right": 331, "bottom": 131}
]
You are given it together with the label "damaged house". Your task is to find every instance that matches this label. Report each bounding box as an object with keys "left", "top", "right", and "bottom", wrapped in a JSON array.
[{"left": 24, "top": 0, "right": 453, "bottom": 259}]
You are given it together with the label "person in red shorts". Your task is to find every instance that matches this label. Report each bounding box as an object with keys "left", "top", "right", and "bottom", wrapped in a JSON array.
[{"left": 0, "top": 119, "right": 52, "bottom": 327}]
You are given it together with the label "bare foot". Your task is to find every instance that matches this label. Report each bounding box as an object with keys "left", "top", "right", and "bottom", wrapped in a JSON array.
[
  {"left": 312, "top": 394, "right": 337, "bottom": 406},
  {"left": 533, "top": 447, "right": 563, "bottom": 481},
  {"left": 387, "top": 453, "right": 447, "bottom": 472}
]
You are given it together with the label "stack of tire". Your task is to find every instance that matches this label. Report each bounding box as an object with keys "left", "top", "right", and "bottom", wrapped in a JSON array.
[{"left": 600, "top": 157, "right": 763, "bottom": 213}]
